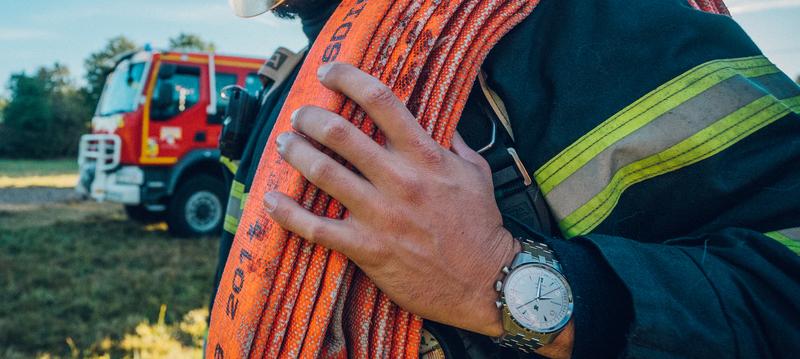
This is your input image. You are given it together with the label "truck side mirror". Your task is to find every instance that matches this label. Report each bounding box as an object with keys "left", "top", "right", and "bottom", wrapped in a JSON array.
[{"left": 152, "top": 81, "right": 174, "bottom": 110}]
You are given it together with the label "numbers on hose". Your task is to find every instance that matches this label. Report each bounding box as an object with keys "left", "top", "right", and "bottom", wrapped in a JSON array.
[
  {"left": 239, "top": 248, "right": 253, "bottom": 262},
  {"left": 226, "top": 248, "right": 250, "bottom": 320},
  {"left": 233, "top": 268, "right": 244, "bottom": 294},
  {"left": 226, "top": 293, "right": 238, "bottom": 320},
  {"left": 215, "top": 344, "right": 224, "bottom": 359}
]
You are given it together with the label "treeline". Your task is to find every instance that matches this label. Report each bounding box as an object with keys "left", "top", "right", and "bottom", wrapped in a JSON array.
[{"left": 0, "top": 34, "right": 215, "bottom": 159}]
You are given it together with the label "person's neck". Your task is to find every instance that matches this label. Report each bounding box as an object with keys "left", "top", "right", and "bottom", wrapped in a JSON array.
[{"left": 301, "top": 0, "right": 342, "bottom": 44}]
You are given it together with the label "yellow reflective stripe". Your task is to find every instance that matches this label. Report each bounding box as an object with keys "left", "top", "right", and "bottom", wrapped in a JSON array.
[
  {"left": 560, "top": 94, "right": 795, "bottom": 238},
  {"left": 765, "top": 229, "right": 800, "bottom": 256},
  {"left": 224, "top": 214, "right": 240, "bottom": 235},
  {"left": 240, "top": 193, "right": 249, "bottom": 210},
  {"left": 535, "top": 56, "right": 778, "bottom": 195},
  {"left": 224, "top": 180, "right": 247, "bottom": 235},
  {"left": 545, "top": 74, "right": 772, "bottom": 221},
  {"left": 220, "top": 156, "right": 239, "bottom": 175},
  {"left": 784, "top": 96, "right": 800, "bottom": 113},
  {"left": 230, "top": 181, "right": 245, "bottom": 200}
]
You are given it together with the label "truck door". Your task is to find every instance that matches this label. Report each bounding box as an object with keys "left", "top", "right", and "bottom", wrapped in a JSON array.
[
  {"left": 210, "top": 72, "right": 238, "bottom": 126},
  {"left": 143, "top": 62, "right": 203, "bottom": 163}
]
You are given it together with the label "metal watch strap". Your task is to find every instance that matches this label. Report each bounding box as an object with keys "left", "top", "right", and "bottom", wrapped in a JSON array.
[
  {"left": 498, "top": 239, "right": 563, "bottom": 353},
  {"left": 501, "top": 329, "right": 544, "bottom": 353},
  {"left": 512, "top": 239, "right": 562, "bottom": 274}
]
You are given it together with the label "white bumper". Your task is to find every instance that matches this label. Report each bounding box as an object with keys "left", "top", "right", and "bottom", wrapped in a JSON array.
[{"left": 76, "top": 134, "right": 143, "bottom": 205}]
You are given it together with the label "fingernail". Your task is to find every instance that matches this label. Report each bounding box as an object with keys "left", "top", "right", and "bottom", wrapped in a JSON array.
[
  {"left": 263, "top": 193, "right": 277, "bottom": 211},
  {"left": 317, "top": 63, "right": 331, "bottom": 79},
  {"left": 291, "top": 108, "right": 299, "bottom": 127},
  {"left": 276, "top": 132, "right": 288, "bottom": 151}
]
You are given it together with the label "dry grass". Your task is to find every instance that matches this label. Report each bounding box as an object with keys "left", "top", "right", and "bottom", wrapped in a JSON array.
[
  {"left": 0, "top": 175, "right": 79, "bottom": 188},
  {"left": 0, "top": 159, "right": 80, "bottom": 188}
]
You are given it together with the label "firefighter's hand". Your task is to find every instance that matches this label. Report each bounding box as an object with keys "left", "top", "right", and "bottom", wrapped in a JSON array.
[{"left": 262, "top": 62, "right": 572, "bottom": 357}]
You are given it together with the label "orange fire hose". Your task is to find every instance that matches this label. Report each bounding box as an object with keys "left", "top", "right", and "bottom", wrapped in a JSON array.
[{"left": 207, "top": 0, "right": 729, "bottom": 358}]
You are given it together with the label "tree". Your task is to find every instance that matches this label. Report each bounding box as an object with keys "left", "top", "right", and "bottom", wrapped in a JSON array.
[
  {"left": 84, "top": 36, "right": 138, "bottom": 111},
  {"left": 0, "top": 96, "right": 7, "bottom": 124},
  {"left": 0, "top": 64, "right": 92, "bottom": 158},
  {"left": 168, "top": 33, "right": 216, "bottom": 53}
]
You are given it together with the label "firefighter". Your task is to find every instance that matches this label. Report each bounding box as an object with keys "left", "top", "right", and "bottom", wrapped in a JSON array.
[{"left": 213, "top": 0, "right": 800, "bottom": 357}]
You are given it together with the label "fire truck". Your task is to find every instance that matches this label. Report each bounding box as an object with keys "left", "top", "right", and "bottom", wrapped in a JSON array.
[{"left": 76, "top": 47, "right": 267, "bottom": 237}]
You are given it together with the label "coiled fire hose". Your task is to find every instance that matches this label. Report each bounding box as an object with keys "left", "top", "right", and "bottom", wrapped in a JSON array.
[{"left": 207, "top": 0, "right": 730, "bottom": 358}]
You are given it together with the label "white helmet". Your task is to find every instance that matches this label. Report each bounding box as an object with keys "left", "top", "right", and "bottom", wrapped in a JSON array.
[{"left": 228, "top": 0, "right": 284, "bottom": 17}]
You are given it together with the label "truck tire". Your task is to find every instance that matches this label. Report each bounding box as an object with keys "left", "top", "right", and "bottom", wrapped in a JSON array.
[
  {"left": 124, "top": 204, "right": 165, "bottom": 224},
  {"left": 167, "top": 175, "right": 226, "bottom": 237}
]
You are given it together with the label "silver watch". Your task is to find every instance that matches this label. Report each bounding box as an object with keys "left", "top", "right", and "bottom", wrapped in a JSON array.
[{"left": 494, "top": 239, "right": 573, "bottom": 353}]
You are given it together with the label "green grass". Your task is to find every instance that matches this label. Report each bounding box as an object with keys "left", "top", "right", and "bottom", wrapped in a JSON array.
[
  {"left": 0, "top": 213, "right": 220, "bottom": 358},
  {"left": 0, "top": 159, "right": 78, "bottom": 178}
]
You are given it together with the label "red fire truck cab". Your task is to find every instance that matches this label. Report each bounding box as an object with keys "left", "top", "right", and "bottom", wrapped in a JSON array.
[{"left": 76, "top": 48, "right": 266, "bottom": 237}]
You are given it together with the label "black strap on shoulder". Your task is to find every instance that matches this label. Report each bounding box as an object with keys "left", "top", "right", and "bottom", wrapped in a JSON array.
[{"left": 458, "top": 71, "right": 554, "bottom": 238}]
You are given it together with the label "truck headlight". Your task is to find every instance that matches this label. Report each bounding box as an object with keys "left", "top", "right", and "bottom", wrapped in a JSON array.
[{"left": 115, "top": 166, "right": 144, "bottom": 185}]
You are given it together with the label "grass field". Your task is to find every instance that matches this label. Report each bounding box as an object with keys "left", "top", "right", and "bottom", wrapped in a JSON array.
[
  {"left": 0, "top": 160, "right": 220, "bottom": 359},
  {"left": 0, "top": 159, "right": 78, "bottom": 177},
  {"left": 0, "top": 159, "right": 79, "bottom": 188}
]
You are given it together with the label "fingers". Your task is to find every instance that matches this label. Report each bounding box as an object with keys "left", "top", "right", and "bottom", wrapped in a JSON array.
[
  {"left": 291, "top": 105, "right": 388, "bottom": 180},
  {"left": 316, "top": 62, "right": 435, "bottom": 154},
  {"left": 276, "top": 130, "right": 373, "bottom": 209},
  {"left": 450, "top": 131, "right": 492, "bottom": 175},
  {"left": 263, "top": 191, "right": 358, "bottom": 256}
]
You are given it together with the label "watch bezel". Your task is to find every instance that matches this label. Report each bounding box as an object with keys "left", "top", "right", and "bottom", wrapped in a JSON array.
[{"left": 501, "top": 263, "right": 573, "bottom": 334}]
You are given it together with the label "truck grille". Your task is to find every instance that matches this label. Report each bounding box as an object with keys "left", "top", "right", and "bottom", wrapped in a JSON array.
[{"left": 78, "top": 134, "right": 122, "bottom": 170}]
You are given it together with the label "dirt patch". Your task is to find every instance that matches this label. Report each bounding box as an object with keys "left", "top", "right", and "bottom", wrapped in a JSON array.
[
  {"left": 0, "top": 187, "right": 125, "bottom": 230},
  {"left": 0, "top": 186, "right": 81, "bottom": 205}
]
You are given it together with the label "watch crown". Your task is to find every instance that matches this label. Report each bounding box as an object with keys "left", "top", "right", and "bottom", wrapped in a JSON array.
[
  {"left": 495, "top": 280, "right": 503, "bottom": 292},
  {"left": 502, "top": 266, "right": 510, "bottom": 275},
  {"left": 496, "top": 301, "right": 503, "bottom": 308}
]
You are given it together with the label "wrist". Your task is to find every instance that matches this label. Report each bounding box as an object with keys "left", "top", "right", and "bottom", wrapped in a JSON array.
[
  {"left": 472, "top": 228, "right": 521, "bottom": 337},
  {"left": 493, "top": 238, "right": 575, "bottom": 355}
]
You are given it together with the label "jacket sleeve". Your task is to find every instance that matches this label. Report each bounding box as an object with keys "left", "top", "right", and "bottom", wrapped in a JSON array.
[
  {"left": 550, "top": 227, "right": 800, "bottom": 359},
  {"left": 482, "top": 0, "right": 800, "bottom": 357}
]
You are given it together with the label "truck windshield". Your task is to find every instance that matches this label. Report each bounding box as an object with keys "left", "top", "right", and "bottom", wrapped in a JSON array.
[{"left": 97, "top": 59, "right": 146, "bottom": 116}]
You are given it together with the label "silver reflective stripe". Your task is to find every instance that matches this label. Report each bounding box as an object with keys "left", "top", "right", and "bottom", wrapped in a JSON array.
[
  {"left": 534, "top": 56, "right": 780, "bottom": 195},
  {"left": 765, "top": 228, "right": 800, "bottom": 256},
  {"left": 534, "top": 56, "right": 800, "bottom": 238},
  {"left": 545, "top": 74, "right": 771, "bottom": 222},
  {"left": 777, "top": 228, "right": 800, "bottom": 241}
]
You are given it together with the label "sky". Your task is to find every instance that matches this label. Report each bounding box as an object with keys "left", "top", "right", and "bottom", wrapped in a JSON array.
[{"left": 0, "top": 0, "right": 798, "bottom": 98}]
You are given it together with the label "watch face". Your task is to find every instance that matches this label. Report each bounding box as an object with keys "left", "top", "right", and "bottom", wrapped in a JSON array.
[
  {"left": 503, "top": 263, "right": 573, "bottom": 333},
  {"left": 419, "top": 327, "right": 446, "bottom": 359},
  {"left": 418, "top": 320, "right": 468, "bottom": 359}
]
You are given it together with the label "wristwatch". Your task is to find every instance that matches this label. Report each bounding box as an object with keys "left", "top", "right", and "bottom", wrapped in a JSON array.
[{"left": 494, "top": 239, "right": 573, "bottom": 353}]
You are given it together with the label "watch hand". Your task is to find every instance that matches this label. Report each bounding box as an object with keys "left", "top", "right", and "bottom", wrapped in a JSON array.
[
  {"left": 518, "top": 296, "right": 541, "bottom": 309},
  {"left": 540, "top": 287, "right": 560, "bottom": 298},
  {"left": 517, "top": 282, "right": 559, "bottom": 309},
  {"left": 536, "top": 277, "right": 542, "bottom": 299}
]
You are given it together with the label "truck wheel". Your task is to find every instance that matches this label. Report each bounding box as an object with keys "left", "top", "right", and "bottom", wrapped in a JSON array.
[
  {"left": 167, "top": 175, "right": 226, "bottom": 237},
  {"left": 124, "top": 204, "right": 165, "bottom": 224}
]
